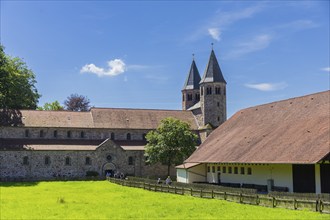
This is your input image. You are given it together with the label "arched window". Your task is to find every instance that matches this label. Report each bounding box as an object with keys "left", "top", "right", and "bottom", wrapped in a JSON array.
[
  {"left": 54, "top": 130, "right": 58, "bottom": 138},
  {"left": 67, "top": 131, "right": 71, "bottom": 138},
  {"left": 65, "top": 157, "right": 71, "bottom": 166},
  {"left": 85, "top": 157, "right": 91, "bottom": 165},
  {"left": 23, "top": 156, "right": 29, "bottom": 165},
  {"left": 40, "top": 130, "right": 44, "bottom": 137},
  {"left": 25, "top": 129, "right": 29, "bottom": 137},
  {"left": 247, "top": 167, "right": 252, "bottom": 175},
  {"left": 187, "top": 94, "right": 192, "bottom": 101},
  {"left": 128, "top": 156, "right": 134, "bottom": 165},
  {"left": 110, "top": 132, "right": 115, "bottom": 140},
  {"left": 195, "top": 93, "right": 200, "bottom": 101},
  {"left": 127, "top": 133, "right": 131, "bottom": 140},
  {"left": 45, "top": 156, "right": 50, "bottom": 165},
  {"left": 80, "top": 131, "right": 85, "bottom": 138},
  {"left": 142, "top": 133, "right": 146, "bottom": 141}
]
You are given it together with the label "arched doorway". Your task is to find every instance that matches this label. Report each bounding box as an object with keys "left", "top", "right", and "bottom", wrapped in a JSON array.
[{"left": 102, "top": 162, "right": 116, "bottom": 177}]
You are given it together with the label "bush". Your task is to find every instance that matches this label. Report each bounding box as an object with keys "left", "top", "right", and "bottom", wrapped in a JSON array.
[{"left": 86, "top": 171, "right": 99, "bottom": 177}]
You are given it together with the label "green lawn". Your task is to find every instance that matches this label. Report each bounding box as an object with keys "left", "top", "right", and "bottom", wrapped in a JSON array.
[{"left": 0, "top": 181, "right": 328, "bottom": 219}]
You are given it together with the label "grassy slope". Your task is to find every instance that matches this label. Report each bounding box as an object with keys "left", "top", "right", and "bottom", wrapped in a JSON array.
[{"left": 0, "top": 181, "right": 328, "bottom": 220}]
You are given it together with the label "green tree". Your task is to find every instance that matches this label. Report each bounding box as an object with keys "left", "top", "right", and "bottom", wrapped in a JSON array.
[
  {"left": 0, "top": 45, "right": 40, "bottom": 109},
  {"left": 145, "top": 117, "right": 198, "bottom": 176},
  {"left": 37, "top": 101, "right": 64, "bottom": 111}
]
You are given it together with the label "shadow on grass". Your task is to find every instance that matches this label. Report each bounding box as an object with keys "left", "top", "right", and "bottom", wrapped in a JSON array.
[{"left": 0, "top": 182, "right": 39, "bottom": 187}]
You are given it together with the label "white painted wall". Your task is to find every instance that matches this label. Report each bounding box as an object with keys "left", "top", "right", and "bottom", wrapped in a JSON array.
[
  {"left": 315, "top": 164, "right": 321, "bottom": 194},
  {"left": 207, "top": 163, "right": 294, "bottom": 192},
  {"left": 176, "top": 169, "right": 187, "bottom": 183},
  {"left": 176, "top": 164, "right": 206, "bottom": 183}
]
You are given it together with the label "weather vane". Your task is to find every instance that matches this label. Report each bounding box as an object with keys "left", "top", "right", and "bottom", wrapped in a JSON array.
[
  {"left": 211, "top": 42, "right": 214, "bottom": 50},
  {"left": 192, "top": 53, "right": 195, "bottom": 60}
]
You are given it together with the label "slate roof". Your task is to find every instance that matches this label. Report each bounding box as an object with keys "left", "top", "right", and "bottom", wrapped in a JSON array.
[
  {"left": 182, "top": 60, "right": 201, "bottom": 90},
  {"left": 200, "top": 50, "right": 226, "bottom": 84},
  {"left": 185, "top": 91, "right": 330, "bottom": 164},
  {"left": 15, "top": 108, "right": 198, "bottom": 130}
]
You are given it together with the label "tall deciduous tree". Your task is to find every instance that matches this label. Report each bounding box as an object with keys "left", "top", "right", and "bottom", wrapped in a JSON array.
[
  {"left": 37, "top": 101, "right": 64, "bottom": 111},
  {"left": 0, "top": 45, "right": 41, "bottom": 110},
  {"left": 64, "top": 94, "right": 91, "bottom": 111},
  {"left": 145, "top": 117, "right": 198, "bottom": 176}
]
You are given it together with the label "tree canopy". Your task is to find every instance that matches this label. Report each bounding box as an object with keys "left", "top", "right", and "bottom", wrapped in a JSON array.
[
  {"left": 64, "top": 93, "right": 91, "bottom": 111},
  {"left": 145, "top": 117, "right": 198, "bottom": 176},
  {"left": 0, "top": 45, "right": 41, "bottom": 110},
  {"left": 37, "top": 101, "right": 64, "bottom": 111}
]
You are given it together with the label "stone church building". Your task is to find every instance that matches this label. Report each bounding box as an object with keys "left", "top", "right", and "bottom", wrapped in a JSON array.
[{"left": 0, "top": 49, "right": 227, "bottom": 181}]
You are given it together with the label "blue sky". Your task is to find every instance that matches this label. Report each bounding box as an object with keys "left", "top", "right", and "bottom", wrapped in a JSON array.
[{"left": 1, "top": 1, "right": 329, "bottom": 117}]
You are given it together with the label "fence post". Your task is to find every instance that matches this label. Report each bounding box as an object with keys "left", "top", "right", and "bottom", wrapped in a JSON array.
[
  {"left": 272, "top": 197, "right": 277, "bottom": 208},
  {"left": 211, "top": 190, "right": 214, "bottom": 199},
  {"left": 315, "top": 199, "right": 319, "bottom": 212},
  {"left": 240, "top": 193, "right": 243, "bottom": 203},
  {"left": 224, "top": 192, "right": 227, "bottom": 200},
  {"left": 190, "top": 188, "right": 193, "bottom": 196},
  {"left": 294, "top": 199, "right": 297, "bottom": 210},
  {"left": 256, "top": 195, "right": 259, "bottom": 205},
  {"left": 182, "top": 187, "right": 184, "bottom": 195},
  {"left": 319, "top": 200, "right": 323, "bottom": 213},
  {"left": 200, "top": 189, "right": 203, "bottom": 198},
  {"left": 174, "top": 187, "right": 177, "bottom": 194},
  {"left": 155, "top": 184, "right": 157, "bottom": 192}
]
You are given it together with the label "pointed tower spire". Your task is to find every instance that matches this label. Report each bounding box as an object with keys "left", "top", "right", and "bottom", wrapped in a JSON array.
[
  {"left": 200, "top": 49, "right": 226, "bottom": 84},
  {"left": 182, "top": 58, "right": 201, "bottom": 90}
]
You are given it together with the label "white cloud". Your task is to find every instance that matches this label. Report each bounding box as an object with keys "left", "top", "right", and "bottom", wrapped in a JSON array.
[
  {"left": 245, "top": 82, "right": 288, "bottom": 91},
  {"left": 208, "top": 28, "right": 221, "bottom": 41},
  {"left": 80, "top": 59, "right": 126, "bottom": 77},
  {"left": 226, "top": 34, "right": 272, "bottom": 59},
  {"left": 277, "top": 20, "right": 319, "bottom": 31},
  {"left": 320, "top": 67, "right": 330, "bottom": 72}
]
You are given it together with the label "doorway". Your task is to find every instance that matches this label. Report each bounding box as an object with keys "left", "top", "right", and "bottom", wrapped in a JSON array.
[{"left": 292, "top": 164, "right": 315, "bottom": 193}]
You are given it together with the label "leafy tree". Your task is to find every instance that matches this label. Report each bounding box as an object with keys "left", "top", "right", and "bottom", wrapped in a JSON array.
[
  {"left": 145, "top": 117, "right": 198, "bottom": 176},
  {"left": 37, "top": 101, "right": 64, "bottom": 111},
  {"left": 0, "top": 45, "right": 41, "bottom": 110},
  {"left": 64, "top": 93, "right": 91, "bottom": 111}
]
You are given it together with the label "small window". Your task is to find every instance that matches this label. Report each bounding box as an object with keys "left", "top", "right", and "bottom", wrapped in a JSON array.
[
  {"left": 195, "top": 93, "right": 200, "bottom": 101},
  {"left": 217, "top": 166, "right": 220, "bottom": 172},
  {"left": 247, "top": 167, "right": 252, "bottom": 175},
  {"left": 240, "top": 167, "right": 245, "bottom": 175},
  {"left": 142, "top": 133, "right": 146, "bottom": 141},
  {"left": 228, "top": 167, "right": 232, "bottom": 174},
  {"left": 106, "top": 155, "right": 112, "bottom": 161},
  {"left": 128, "top": 156, "right": 134, "bottom": 165},
  {"left": 23, "top": 156, "right": 29, "bottom": 165},
  {"left": 110, "top": 132, "right": 115, "bottom": 140},
  {"left": 234, "top": 167, "right": 238, "bottom": 174},
  {"left": 217, "top": 102, "right": 220, "bottom": 107},
  {"left": 54, "top": 130, "right": 58, "bottom": 138},
  {"left": 65, "top": 157, "right": 71, "bottom": 166},
  {"left": 222, "top": 166, "right": 226, "bottom": 173},
  {"left": 212, "top": 166, "right": 215, "bottom": 173},
  {"left": 187, "top": 94, "right": 192, "bottom": 101},
  {"left": 215, "top": 87, "right": 221, "bottom": 94},
  {"left": 25, "top": 129, "right": 29, "bottom": 137},
  {"left": 45, "top": 156, "right": 50, "bottom": 165},
  {"left": 85, "top": 157, "right": 91, "bottom": 165},
  {"left": 40, "top": 130, "right": 44, "bottom": 138},
  {"left": 80, "top": 131, "right": 85, "bottom": 138},
  {"left": 207, "top": 87, "right": 212, "bottom": 95},
  {"left": 217, "top": 116, "right": 220, "bottom": 121},
  {"left": 67, "top": 131, "right": 71, "bottom": 138},
  {"left": 207, "top": 166, "right": 210, "bottom": 173},
  {"left": 201, "top": 88, "right": 203, "bottom": 95},
  {"left": 127, "top": 133, "right": 131, "bottom": 140}
]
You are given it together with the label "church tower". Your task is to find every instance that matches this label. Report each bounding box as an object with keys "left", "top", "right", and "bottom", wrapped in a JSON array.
[
  {"left": 200, "top": 49, "right": 227, "bottom": 127},
  {"left": 182, "top": 57, "right": 201, "bottom": 110}
]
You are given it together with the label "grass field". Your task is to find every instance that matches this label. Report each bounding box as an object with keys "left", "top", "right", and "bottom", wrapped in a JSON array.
[{"left": 0, "top": 181, "right": 328, "bottom": 219}]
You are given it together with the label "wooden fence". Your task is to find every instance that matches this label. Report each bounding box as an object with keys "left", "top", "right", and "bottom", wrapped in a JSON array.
[{"left": 108, "top": 177, "right": 330, "bottom": 214}]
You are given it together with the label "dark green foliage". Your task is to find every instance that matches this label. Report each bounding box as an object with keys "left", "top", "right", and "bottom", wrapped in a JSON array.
[
  {"left": 145, "top": 117, "right": 198, "bottom": 176},
  {"left": 0, "top": 45, "right": 41, "bottom": 110}
]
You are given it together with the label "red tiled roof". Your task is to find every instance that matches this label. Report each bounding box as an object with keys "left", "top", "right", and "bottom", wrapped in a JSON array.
[{"left": 186, "top": 91, "right": 330, "bottom": 164}]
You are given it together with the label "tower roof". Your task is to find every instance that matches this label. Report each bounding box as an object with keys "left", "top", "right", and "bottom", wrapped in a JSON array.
[
  {"left": 183, "top": 59, "right": 201, "bottom": 90},
  {"left": 200, "top": 49, "right": 226, "bottom": 84}
]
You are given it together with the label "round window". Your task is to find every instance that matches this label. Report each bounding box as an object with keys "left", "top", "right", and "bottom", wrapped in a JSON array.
[{"left": 106, "top": 155, "right": 112, "bottom": 161}]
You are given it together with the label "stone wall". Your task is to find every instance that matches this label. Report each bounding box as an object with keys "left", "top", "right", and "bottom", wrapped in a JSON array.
[{"left": 0, "top": 139, "right": 175, "bottom": 181}]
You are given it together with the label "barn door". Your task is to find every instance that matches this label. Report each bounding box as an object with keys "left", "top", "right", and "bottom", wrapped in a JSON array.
[
  {"left": 320, "top": 164, "right": 330, "bottom": 193},
  {"left": 292, "top": 164, "right": 315, "bottom": 193}
]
